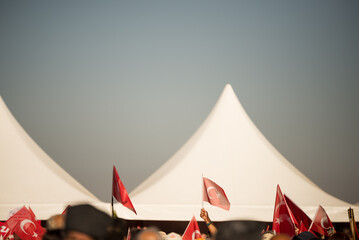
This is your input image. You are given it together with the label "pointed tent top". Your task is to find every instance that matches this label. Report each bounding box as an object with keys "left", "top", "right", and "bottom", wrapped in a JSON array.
[
  {"left": 0, "top": 96, "right": 108, "bottom": 219},
  {"left": 215, "top": 84, "right": 238, "bottom": 104},
  {"left": 223, "top": 83, "right": 234, "bottom": 92},
  {"left": 128, "top": 84, "right": 352, "bottom": 222}
]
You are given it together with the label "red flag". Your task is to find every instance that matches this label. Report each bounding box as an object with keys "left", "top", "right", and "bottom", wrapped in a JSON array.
[
  {"left": 354, "top": 221, "right": 359, "bottom": 239},
  {"left": 113, "top": 166, "right": 137, "bottom": 214},
  {"left": 284, "top": 194, "right": 312, "bottom": 229},
  {"left": 272, "top": 185, "right": 296, "bottom": 237},
  {"left": 182, "top": 216, "right": 202, "bottom": 240},
  {"left": 299, "top": 221, "right": 308, "bottom": 233},
  {"left": 4, "top": 206, "right": 45, "bottom": 240},
  {"left": 309, "top": 205, "right": 334, "bottom": 237},
  {"left": 203, "top": 177, "right": 230, "bottom": 211},
  {"left": 355, "top": 222, "right": 359, "bottom": 239},
  {"left": 0, "top": 222, "right": 12, "bottom": 240}
]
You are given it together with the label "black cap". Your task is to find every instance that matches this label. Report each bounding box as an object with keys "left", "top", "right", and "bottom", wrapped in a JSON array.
[{"left": 65, "top": 204, "right": 112, "bottom": 240}]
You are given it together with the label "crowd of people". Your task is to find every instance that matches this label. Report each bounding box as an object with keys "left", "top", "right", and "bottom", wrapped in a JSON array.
[
  {"left": 3, "top": 204, "right": 355, "bottom": 240},
  {"left": 28, "top": 204, "right": 353, "bottom": 240}
]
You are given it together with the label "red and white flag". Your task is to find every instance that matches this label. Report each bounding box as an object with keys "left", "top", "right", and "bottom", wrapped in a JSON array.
[
  {"left": 309, "top": 205, "right": 334, "bottom": 237},
  {"left": 0, "top": 222, "right": 12, "bottom": 240},
  {"left": 182, "top": 216, "right": 202, "bottom": 240},
  {"left": 113, "top": 166, "right": 137, "bottom": 214},
  {"left": 3, "top": 206, "right": 45, "bottom": 240},
  {"left": 272, "top": 185, "right": 296, "bottom": 237},
  {"left": 203, "top": 177, "right": 230, "bottom": 211},
  {"left": 284, "top": 194, "right": 312, "bottom": 229}
]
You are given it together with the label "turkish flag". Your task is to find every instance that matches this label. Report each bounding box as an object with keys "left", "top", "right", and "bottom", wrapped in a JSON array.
[
  {"left": 309, "top": 205, "right": 334, "bottom": 237},
  {"left": 203, "top": 177, "right": 230, "bottom": 211},
  {"left": 113, "top": 166, "right": 137, "bottom": 214},
  {"left": 0, "top": 222, "right": 12, "bottom": 240},
  {"left": 182, "top": 216, "right": 202, "bottom": 240},
  {"left": 272, "top": 185, "right": 296, "bottom": 237},
  {"left": 4, "top": 206, "right": 45, "bottom": 240},
  {"left": 284, "top": 194, "right": 312, "bottom": 229}
]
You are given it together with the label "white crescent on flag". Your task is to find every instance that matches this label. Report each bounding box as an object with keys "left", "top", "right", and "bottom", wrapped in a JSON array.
[
  {"left": 20, "top": 220, "right": 35, "bottom": 236},
  {"left": 320, "top": 216, "right": 328, "bottom": 229},
  {"left": 206, "top": 187, "right": 221, "bottom": 199}
]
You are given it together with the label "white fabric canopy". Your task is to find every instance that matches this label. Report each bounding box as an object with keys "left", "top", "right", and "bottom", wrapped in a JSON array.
[
  {"left": 0, "top": 97, "right": 110, "bottom": 220},
  {"left": 124, "top": 84, "right": 356, "bottom": 222}
]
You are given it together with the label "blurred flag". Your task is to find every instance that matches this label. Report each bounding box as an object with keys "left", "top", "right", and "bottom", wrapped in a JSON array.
[
  {"left": 4, "top": 206, "right": 45, "bottom": 240},
  {"left": 182, "top": 216, "right": 202, "bottom": 240},
  {"left": 284, "top": 194, "right": 312, "bottom": 229},
  {"left": 113, "top": 166, "right": 137, "bottom": 214},
  {"left": 272, "top": 185, "right": 296, "bottom": 237},
  {"left": 0, "top": 222, "right": 12, "bottom": 240},
  {"left": 309, "top": 205, "right": 334, "bottom": 237},
  {"left": 299, "top": 221, "right": 308, "bottom": 233},
  {"left": 203, "top": 177, "right": 230, "bottom": 211}
]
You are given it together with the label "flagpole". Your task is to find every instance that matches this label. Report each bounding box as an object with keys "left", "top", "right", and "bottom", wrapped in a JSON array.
[
  {"left": 201, "top": 173, "right": 204, "bottom": 209},
  {"left": 111, "top": 195, "right": 114, "bottom": 218},
  {"left": 111, "top": 166, "right": 114, "bottom": 218}
]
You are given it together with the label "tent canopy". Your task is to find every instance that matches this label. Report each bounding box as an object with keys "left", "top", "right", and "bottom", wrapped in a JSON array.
[
  {"left": 123, "top": 84, "right": 354, "bottom": 222},
  {"left": 0, "top": 97, "right": 109, "bottom": 220}
]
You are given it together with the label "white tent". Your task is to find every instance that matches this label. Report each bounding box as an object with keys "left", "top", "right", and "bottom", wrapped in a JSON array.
[
  {"left": 0, "top": 97, "right": 110, "bottom": 220},
  {"left": 124, "top": 84, "right": 355, "bottom": 222}
]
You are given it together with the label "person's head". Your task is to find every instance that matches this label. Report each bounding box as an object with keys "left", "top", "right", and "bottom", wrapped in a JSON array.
[
  {"left": 65, "top": 204, "right": 112, "bottom": 240},
  {"left": 158, "top": 231, "right": 167, "bottom": 240},
  {"left": 136, "top": 228, "right": 162, "bottom": 240},
  {"left": 292, "top": 232, "right": 318, "bottom": 240},
  {"left": 47, "top": 215, "right": 65, "bottom": 230},
  {"left": 165, "top": 232, "right": 182, "bottom": 240},
  {"left": 261, "top": 231, "right": 275, "bottom": 240},
  {"left": 328, "top": 232, "right": 350, "bottom": 240},
  {"left": 215, "top": 222, "right": 260, "bottom": 240},
  {"left": 105, "top": 218, "right": 128, "bottom": 240},
  {"left": 43, "top": 230, "right": 66, "bottom": 240}
]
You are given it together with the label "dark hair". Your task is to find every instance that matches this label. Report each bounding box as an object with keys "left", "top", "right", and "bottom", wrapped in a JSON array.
[
  {"left": 215, "top": 222, "right": 260, "bottom": 240},
  {"left": 106, "top": 218, "right": 128, "bottom": 240},
  {"left": 42, "top": 230, "right": 66, "bottom": 240},
  {"left": 66, "top": 204, "right": 112, "bottom": 240},
  {"left": 292, "top": 232, "right": 318, "bottom": 240},
  {"left": 129, "top": 227, "right": 141, "bottom": 240},
  {"left": 328, "top": 232, "right": 350, "bottom": 240}
]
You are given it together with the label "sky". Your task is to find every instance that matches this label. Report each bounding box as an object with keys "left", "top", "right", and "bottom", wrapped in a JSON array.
[{"left": 0, "top": 1, "right": 358, "bottom": 204}]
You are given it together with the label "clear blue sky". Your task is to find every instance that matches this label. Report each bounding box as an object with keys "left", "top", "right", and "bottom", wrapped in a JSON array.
[{"left": 0, "top": 1, "right": 358, "bottom": 203}]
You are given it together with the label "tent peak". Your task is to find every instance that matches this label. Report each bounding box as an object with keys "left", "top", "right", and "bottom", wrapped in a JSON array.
[
  {"left": 129, "top": 85, "right": 351, "bottom": 222},
  {"left": 222, "top": 84, "right": 235, "bottom": 94},
  {"left": 216, "top": 84, "right": 238, "bottom": 104}
]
